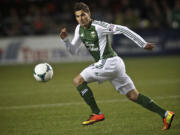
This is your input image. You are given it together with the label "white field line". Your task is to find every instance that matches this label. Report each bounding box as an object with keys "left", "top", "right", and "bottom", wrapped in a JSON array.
[{"left": 0, "top": 95, "right": 179, "bottom": 110}]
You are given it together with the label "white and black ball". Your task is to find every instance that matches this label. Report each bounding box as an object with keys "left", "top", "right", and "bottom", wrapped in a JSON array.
[{"left": 33, "top": 63, "right": 53, "bottom": 82}]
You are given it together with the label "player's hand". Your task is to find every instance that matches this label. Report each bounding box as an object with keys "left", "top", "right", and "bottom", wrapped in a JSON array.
[
  {"left": 144, "top": 43, "right": 155, "bottom": 50},
  {"left": 60, "top": 28, "right": 67, "bottom": 39}
]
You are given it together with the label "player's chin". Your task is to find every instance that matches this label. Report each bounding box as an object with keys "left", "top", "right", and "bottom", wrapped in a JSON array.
[
  {"left": 80, "top": 22, "right": 87, "bottom": 26},
  {"left": 80, "top": 23, "right": 85, "bottom": 27}
]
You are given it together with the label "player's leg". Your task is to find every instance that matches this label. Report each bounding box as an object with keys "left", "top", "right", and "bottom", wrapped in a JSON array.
[
  {"left": 126, "top": 89, "right": 166, "bottom": 117},
  {"left": 76, "top": 58, "right": 119, "bottom": 125},
  {"left": 111, "top": 56, "right": 167, "bottom": 117},
  {"left": 73, "top": 74, "right": 101, "bottom": 114},
  {"left": 110, "top": 57, "right": 175, "bottom": 130},
  {"left": 126, "top": 89, "right": 175, "bottom": 130},
  {"left": 73, "top": 74, "right": 104, "bottom": 125}
]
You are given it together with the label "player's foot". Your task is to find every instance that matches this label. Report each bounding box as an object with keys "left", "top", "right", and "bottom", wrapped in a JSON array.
[
  {"left": 162, "top": 111, "right": 175, "bottom": 130},
  {"left": 82, "top": 114, "right": 105, "bottom": 125}
]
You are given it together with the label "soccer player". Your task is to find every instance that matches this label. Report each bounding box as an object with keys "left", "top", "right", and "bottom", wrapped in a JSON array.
[{"left": 60, "top": 2, "right": 174, "bottom": 130}]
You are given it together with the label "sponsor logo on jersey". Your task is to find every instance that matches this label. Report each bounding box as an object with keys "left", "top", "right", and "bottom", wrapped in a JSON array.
[
  {"left": 91, "top": 31, "right": 96, "bottom": 38},
  {"left": 85, "top": 42, "right": 99, "bottom": 51},
  {"left": 109, "top": 24, "right": 115, "bottom": 31},
  {"left": 80, "top": 33, "right": 84, "bottom": 38}
]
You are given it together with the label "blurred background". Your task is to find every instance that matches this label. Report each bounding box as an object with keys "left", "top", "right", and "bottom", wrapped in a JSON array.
[
  {"left": 1, "top": 0, "right": 180, "bottom": 36},
  {"left": 0, "top": 0, "right": 180, "bottom": 64}
]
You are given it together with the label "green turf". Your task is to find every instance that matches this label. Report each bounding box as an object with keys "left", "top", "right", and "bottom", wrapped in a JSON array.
[{"left": 0, "top": 56, "right": 180, "bottom": 135}]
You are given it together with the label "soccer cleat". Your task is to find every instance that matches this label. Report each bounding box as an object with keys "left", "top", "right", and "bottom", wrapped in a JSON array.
[
  {"left": 162, "top": 111, "right": 175, "bottom": 130},
  {"left": 82, "top": 114, "right": 105, "bottom": 125}
]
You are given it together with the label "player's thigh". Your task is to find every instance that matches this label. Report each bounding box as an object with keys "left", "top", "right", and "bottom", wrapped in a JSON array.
[
  {"left": 80, "top": 65, "right": 110, "bottom": 83},
  {"left": 80, "top": 63, "right": 96, "bottom": 83},
  {"left": 110, "top": 73, "right": 135, "bottom": 95},
  {"left": 109, "top": 56, "right": 135, "bottom": 94},
  {"left": 80, "top": 59, "right": 117, "bottom": 83}
]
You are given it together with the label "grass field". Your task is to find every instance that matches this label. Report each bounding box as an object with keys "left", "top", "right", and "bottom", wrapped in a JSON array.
[{"left": 0, "top": 56, "right": 180, "bottom": 135}]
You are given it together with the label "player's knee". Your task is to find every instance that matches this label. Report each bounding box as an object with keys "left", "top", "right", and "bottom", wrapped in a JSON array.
[
  {"left": 126, "top": 89, "right": 139, "bottom": 101},
  {"left": 73, "top": 77, "right": 79, "bottom": 86},
  {"left": 127, "top": 94, "right": 137, "bottom": 101},
  {"left": 73, "top": 75, "right": 85, "bottom": 87}
]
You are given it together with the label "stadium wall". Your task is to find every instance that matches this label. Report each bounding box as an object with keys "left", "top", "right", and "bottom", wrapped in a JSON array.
[
  {"left": 0, "top": 35, "right": 92, "bottom": 64},
  {"left": 0, "top": 29, "right": 180, "bottom": 64}
]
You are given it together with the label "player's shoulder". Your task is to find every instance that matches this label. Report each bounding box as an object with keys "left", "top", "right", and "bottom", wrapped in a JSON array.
[
  {"left": 75, "top": 24, "right": 80, "bottom": 30},
  {"left": 92, "top": 20, "right": 110, "bottom": 28},
  {"left": 74, "top": 24, "right": 81, "bottom": 34}
]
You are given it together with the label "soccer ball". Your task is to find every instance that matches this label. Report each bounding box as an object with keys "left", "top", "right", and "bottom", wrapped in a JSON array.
[{"left": 33, "top": 63, "right": 53, "bottom": 82}]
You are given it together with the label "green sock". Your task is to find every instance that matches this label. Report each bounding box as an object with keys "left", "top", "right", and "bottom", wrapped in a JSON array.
[
  {"left": 136, "top": 93, "right": 166, "bottom": 118},
  {"left": 77, "top": 82, "right": 100, "bottom": 114}
]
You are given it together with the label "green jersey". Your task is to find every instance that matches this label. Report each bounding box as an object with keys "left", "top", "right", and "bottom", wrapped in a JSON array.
[
  {"left": 62, "top": 20, "right": 147, "bottom": 62},
  {"left": 79, "top": 23, "right": 117, "bottom": 61}
]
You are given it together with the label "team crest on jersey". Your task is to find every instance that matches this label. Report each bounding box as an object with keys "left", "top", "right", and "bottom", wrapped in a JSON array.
[
  {"left": 80, "top": 33, "right": 84, "bottom": 38},
  {"left": 91, "top": 31, "right": 96, "bottom": 38},
  {"left": 109, "top": 24, "right": 115, "bottom": 31}
]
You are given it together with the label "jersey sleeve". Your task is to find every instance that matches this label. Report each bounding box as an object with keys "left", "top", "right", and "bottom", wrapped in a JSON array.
[
  {"left": 93, "top": 20, "right": 147, "bottom": 48},
  {"left": 113, "top": 25, "right": 147, "bottom": 48},
  {"left": 61, "top": 25, "right": 82, "bottom": 54}
]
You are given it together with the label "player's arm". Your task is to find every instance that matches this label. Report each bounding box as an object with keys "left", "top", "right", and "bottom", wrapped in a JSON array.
[
  {"left": 113, "top": 25, "right": 155, "bottom": 50},
  {"left": 60, "top": 25, "right": 82, "bottom": 54},
  {"left": 95, "top": 21, "right": 154, "bottom": 50}
]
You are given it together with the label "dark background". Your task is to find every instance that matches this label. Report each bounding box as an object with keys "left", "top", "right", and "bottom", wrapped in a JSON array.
[{"left": 0, "top": 0, "right": 180, "bottom": 37}]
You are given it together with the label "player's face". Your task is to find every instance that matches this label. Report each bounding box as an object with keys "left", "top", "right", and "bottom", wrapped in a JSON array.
[{"left": 75, "top": 10, "right": 91, "bottom": 28}]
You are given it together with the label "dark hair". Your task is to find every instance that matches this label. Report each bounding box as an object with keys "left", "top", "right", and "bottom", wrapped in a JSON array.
[{"left": 74, "top": 2, "right": 90, "bottom": 13}]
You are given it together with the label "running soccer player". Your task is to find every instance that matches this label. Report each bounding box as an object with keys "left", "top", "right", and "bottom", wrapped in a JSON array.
[{"left": 60, "top": 2, "right": 174, "bottom": 130}]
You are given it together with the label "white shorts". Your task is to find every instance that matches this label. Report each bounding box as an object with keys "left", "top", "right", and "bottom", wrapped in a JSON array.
[{"left": 80, "top": 56, "right": 135, "bottom": 95}]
